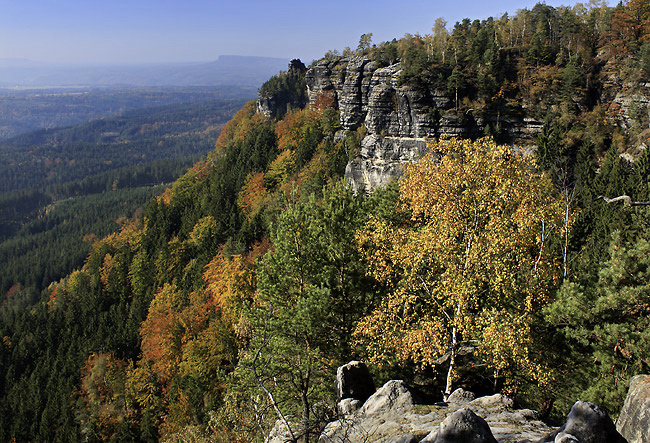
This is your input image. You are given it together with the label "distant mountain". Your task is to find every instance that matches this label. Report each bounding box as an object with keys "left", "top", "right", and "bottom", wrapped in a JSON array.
[{"left": 0, "top": 55, "right": 290, "bottom": 88}]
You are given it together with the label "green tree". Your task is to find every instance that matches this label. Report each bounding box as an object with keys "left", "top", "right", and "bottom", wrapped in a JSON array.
[
  {"left": 547, "top": 224, "right": 650, "bottom": 414},
  {"left": 238, "top": 182, "right": 373, "bottom": 442},
  {"left": 357, "top": 33, "right": 374, "bottom": 53}
]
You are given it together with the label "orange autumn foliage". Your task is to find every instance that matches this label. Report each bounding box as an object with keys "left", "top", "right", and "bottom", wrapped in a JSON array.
[
  {"left": 275, "top": 108, "right": 321, "bottom": 152},
  {"left": 188, "top": 157, "right": 213, "bottom": 179},
  {"left": 203, "top": 243, "right": 268, "bottom": 323},
  {"left": 138, "top": 241, "right": 266, "bottom": 403},
  {"left": 237, "top": 172, "right": 269, "bottom": 220},
  {"left": 311, "top": 90, "right": 337, "bottom": 111},
  {"left": 214, "top": 101, "right": 269, "bottom": 154},
  {"left": 158, "top": 187, "right": 173, "bottom": 205},
  {"left": 140, "top": 284, "right": 185, "bottom": 388}
]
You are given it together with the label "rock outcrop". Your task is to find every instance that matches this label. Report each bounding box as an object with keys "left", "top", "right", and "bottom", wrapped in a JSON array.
[
  {"left": 318, "top": 380, "right": 554, "bottom": 443},
  {"left": 539, "top": 400, "right": 626, "bottom": 443},
  {"left": 306, "top": 57, "right": 454, "bottom": 137},
  {"left": 446, "top": 387, "right": 476, "bottom": 405},
  {"left": 617, "top": 375, "right": 650, "bottom": 443},
  {"left": 304, "top": 56, "right": 543, "bottom": 192},
  {"left": 421, "top": 407, "right": 498, "bottom": 443},
  {"left": 358, "top": 380, "right": 415, "bottom": 417},
  {"left": 262, "top": 362, "right": 649, "bottom": 443},
  {"left": 335, "top": 360, "right": 376, "bottom": 404},
  {"left": 256, "top": 53, "right": 650, "bottom": 193},
  {"left": 345, "top": 135, "right": 428, "bottom": 192}
]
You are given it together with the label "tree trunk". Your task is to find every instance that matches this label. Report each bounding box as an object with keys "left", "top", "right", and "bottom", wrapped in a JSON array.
[
  {"left": 444, "top": 324, "right": 457, "bottom": 400},
  {"left": 301, "top": 389, "right": 310, "bottom": 443}
]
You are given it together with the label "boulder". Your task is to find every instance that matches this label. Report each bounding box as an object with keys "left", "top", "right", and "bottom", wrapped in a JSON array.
[
  {"left": 554, "top": 433, "right": 580, "bottom": 443},
  {"left": 336, "top": 398, "right": 362, "bottom": 415},
  {"left": 468, "top": 393, "right": 514, "bottom": 410},
  {"left": 617, "top": 375, "right": 650, "bottom": 443},
  {"left": 422, "top": 407, "right": 498, "bottom": 443},
  {"left": 539, "top": 400, "right": 626, "bottom": 443},
  {"left": 319, "top": 385, "right": 554, "bottom": 442},
  {"left": 334, "top": 360, "right": 376, "bottom": 403},
  {"left": 265, "top": 419, "right": 295, "bottom": 443},
  {"left": 446, "top": 388, "right": 476, "bottom": 405},
  {"left": 359, "top": 379, "right": 414, "bottom": 416}
]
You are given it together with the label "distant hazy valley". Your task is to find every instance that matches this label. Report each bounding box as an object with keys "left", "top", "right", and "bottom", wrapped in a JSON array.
[
  {"left": 0, "top": 82, "right": 255, "bottom": 301},
  {"left": 0, "top": 55, "right": 289, "bottom": 88},
  {"left": 0, "top": 86, "right": 256, "bottom": 139}
]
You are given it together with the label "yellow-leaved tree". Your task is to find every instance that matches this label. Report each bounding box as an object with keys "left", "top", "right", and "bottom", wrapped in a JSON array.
[{"left": 355, "top": 137, "right": 567, "bottom": 398}]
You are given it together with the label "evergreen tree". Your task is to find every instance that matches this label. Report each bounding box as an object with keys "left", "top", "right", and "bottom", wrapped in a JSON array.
[
  {"left": 547, "top": 222, "right": 650, "bottom": 414},
  {"left": 238, "top": 182, "right": 374, "bottom": 442}
]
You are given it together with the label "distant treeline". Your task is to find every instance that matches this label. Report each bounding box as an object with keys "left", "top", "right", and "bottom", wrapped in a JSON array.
[
  {"left": 0, "top": 96, "right": 246, "bottom": 295},
  {"left": 0, "top": 86, "right": 255, "bottom": 139}
]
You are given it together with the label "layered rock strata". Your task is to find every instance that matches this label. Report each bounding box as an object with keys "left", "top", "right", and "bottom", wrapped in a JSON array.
[{"left": 304, "top": 56, "right": 543, "bottom": 192}]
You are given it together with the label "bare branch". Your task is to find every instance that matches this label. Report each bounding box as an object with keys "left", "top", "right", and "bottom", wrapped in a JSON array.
[
  {"left": 598, "top": 195, "right": 650, "bottom": 207},
  {"left": 251, "top": 310, "right": 298, "bottom": 443}
]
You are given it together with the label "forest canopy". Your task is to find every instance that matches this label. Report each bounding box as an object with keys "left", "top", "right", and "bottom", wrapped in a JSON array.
[{"left": 2, "top": 1, "right": 650, "bottom": 442}]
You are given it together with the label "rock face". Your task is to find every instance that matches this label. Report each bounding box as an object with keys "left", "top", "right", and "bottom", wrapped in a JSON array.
[
  {"left": 617, "top": 375, "right": 650, "bottom": 443},
  {"left": 335, "top": 360, "right": 376, "bottom": 403},
  {"left": 257, "top": 54, "right": 650, "bottom": 193},
  {"left": 345, "top": 135, "right": 427, "bottom": 192},
  {"left": 306, "top": 57, "right": 455, "bottom": 137},
  {"left": 539, "top": 400, "right": 626, "bottom": 443},
  {"left": 304, "top": 56, "right": 544, "bottom": 192}
]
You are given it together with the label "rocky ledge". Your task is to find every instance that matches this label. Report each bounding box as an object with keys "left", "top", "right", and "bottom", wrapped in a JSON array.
[
  {"left": 319, "top": 380, "right": 555, "bottom": 443},
  {"left": 304, "top": 56, "right": 543, "bottom": 192},
  {"left": 616, "top": 374, "right": 650, "bottom": 443},
  {"left": 267, "top": 361, "right": 649, "bottom": 443}
]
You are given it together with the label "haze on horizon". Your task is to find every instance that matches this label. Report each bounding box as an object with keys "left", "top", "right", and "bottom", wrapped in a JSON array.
[{"left": 0, "top": 0, "right": 616, "bottom": 66}]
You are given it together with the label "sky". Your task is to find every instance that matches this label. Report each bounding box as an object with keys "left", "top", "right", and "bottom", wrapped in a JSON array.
[{"left": 0, "top": 0, "right": 617, "bottom": 65}]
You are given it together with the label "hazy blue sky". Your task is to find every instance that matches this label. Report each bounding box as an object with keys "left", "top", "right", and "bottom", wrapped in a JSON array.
[{"left": 0, "top": 0, "right": 615, "bottom": 65}]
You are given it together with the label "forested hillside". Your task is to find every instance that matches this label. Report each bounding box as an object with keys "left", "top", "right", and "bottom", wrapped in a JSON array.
[
  {"left": 0, "top": 87, "right": 253, "bottom": 140},
  {"left": 2, "top": 1, "right": 650, "bottom": 442},
  {"left": 0, "top": 97, "right": 246, "bottom": 299}
]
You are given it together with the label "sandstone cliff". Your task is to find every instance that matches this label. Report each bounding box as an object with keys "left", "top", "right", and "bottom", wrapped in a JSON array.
[
  {"left": 304, "top": 56, "right": 543, "bottom": 192},
  {"left": 260, "top": 55, "right": 650, "bottom": 192}
]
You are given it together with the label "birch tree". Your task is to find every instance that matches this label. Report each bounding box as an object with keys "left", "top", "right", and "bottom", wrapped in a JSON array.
[{"left": 355, "top": 137, "right": 567, "bottom": 398}]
